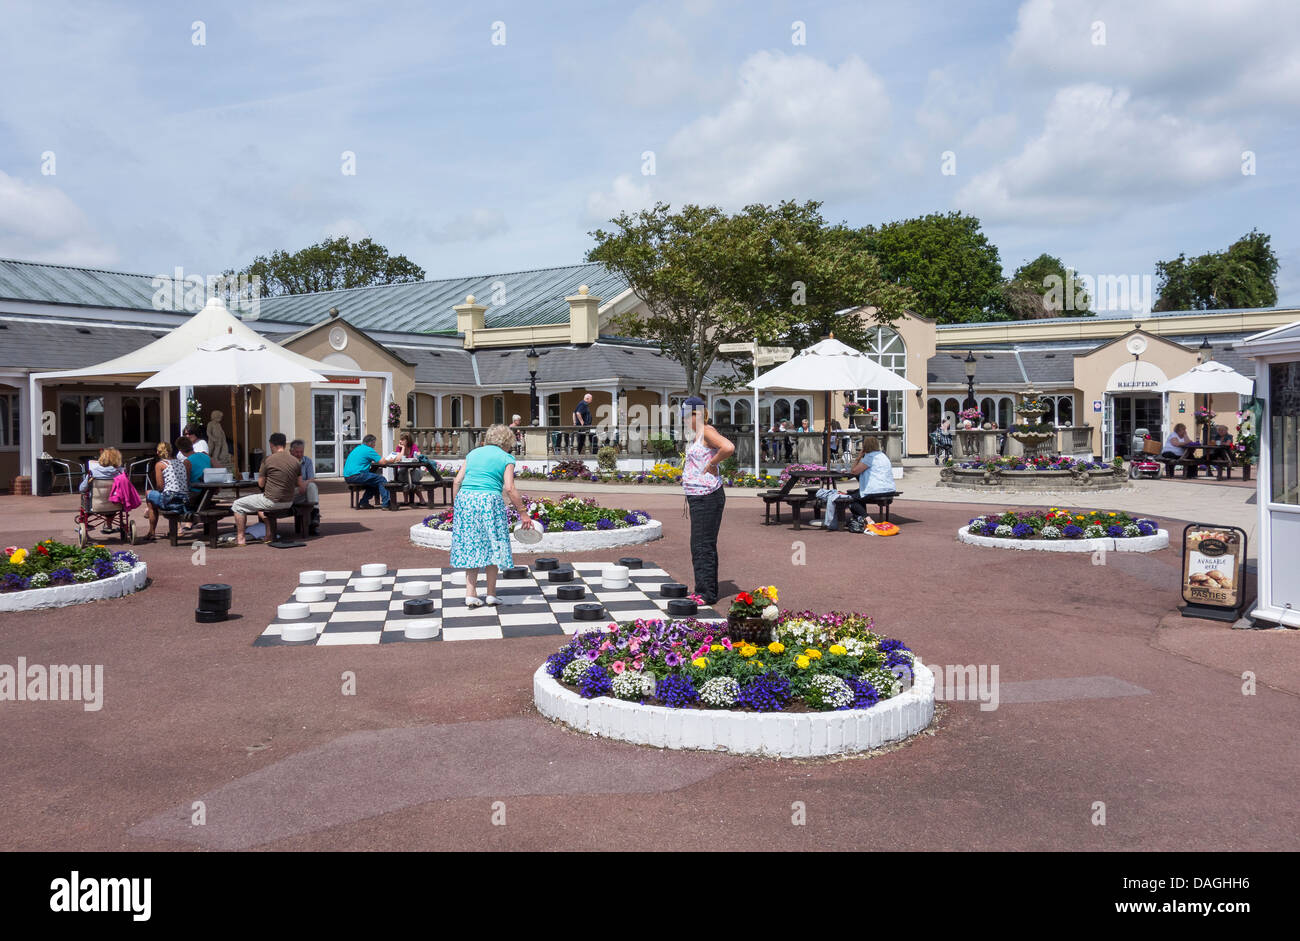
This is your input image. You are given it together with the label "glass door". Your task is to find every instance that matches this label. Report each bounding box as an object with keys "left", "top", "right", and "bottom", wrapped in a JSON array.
[{"left": 312, "top": 390, "right": 365, "bottom": 476}]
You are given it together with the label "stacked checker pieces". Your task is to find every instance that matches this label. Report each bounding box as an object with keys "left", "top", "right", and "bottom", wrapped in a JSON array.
[
  {"left": 254, "top": 557, "right": 725, "bottom": 647},
  {"left": 196, "top": 584, "right": 231, "bottom": 623}
]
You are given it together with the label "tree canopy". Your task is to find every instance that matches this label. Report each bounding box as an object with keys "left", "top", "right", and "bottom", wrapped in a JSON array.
[
  {"left": 862, "top": 211, "right": 1005, "bottom": 324},
  {"left": 1001, "top": 253, "right": 1094, "bottom": 318},
  {"left": 226, "top": 236, "right": 426, "bottom": 297},
  {"left": 587, "top": 201, "right": 912, "bottom": 395},
  {"left": 1153, "top": 230, "right": 1279, "bottom": 311}
]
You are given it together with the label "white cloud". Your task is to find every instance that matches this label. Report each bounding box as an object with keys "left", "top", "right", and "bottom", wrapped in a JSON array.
[
  {"left": 0, "top": 171, "right": 116, "bottom": 265},
  {"left": 427, "top": 209, "right": 507, "bottom": 244},
  {"left": 586, "top": 52, "right": 891, "bottom": 218},
  {"left": 1008, "top": 0, "right": 1300, "bottom": 112},
  {"left": 955, "top": 84, "right": 1244, "bottom": 223}
]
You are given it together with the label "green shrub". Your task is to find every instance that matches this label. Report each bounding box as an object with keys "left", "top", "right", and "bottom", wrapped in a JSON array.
[{"left": 597, "top": 446, "right": 619, "bottom": 474}]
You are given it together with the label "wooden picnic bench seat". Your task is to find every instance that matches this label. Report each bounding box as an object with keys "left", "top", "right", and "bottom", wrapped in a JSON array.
[{"left": 264, "top": 503, "right": 314, "bottom": 541}]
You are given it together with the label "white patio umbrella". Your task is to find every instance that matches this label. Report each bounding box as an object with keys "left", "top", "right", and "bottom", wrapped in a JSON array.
[
  {"left": 138, "top": 332, "right": 327, "bottom": 472},
  {"left": 1158, "top": 360, "right": 1254, "bottom": 444},
  {"left": 748, "top": 337, "right": 919, "bottom": 462}
]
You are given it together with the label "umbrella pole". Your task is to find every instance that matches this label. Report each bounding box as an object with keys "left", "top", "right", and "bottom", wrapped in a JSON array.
[
  {"left": 230, "top": 387, "right": 237, "bottom": 473},
  {"left": 823, "top": 390, "right": 830, "bottom": 464}
]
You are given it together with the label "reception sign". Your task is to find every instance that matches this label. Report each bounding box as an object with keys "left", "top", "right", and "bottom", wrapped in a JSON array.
[{"left": 1180, "top": 523, "right": 1248, "bottom": 620}]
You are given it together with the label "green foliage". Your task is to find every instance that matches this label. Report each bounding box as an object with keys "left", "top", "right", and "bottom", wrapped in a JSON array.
[
  {"left": 1001, "top": 253, "right": 1094, "bottom": 319},
  {"left": 862, "top": 211, "right": 1006, "bottom": 324},
  {"left": 596, "top": 446, "right": 619, "bottom": 474},
  {"left": 647, "top": 434, "right": 680, "bottom": 457},
  {"left": 718, "top": 455, "right": 739, "bottom": 478},
  {"left": 226, "top": 236, "right": 426, "bottom": 297},
  {"left": 588, "top": 201, "right": 911, "bottom": 394},
  {"left": 1153, "top": 230, "right": 1278, "bottom": 311}
]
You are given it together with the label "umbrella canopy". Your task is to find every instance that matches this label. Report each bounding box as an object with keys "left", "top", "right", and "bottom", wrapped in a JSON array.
[
  {"left": 136, "top": 334, "right": 327, "bottom": 389},
  {"left": 1157, "top": 361, "right": 1253, "bottom": 396},
  {"left": 748, "top": 337, "right": 919, "bottom": 392}
]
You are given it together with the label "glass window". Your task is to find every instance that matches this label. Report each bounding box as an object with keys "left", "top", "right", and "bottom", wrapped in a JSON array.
[
  {"left": 792, "top": 398, "right": 810, "bottom": 428},
  {"left": 341, "top": 394, "right": 363, "bottom": 441},
  {"left": 407, "top": 393, "right": 417, "bottom": 426},
  {"left": 493, "top": 396, "right": 504, "bottom": 426},
  {"left": 928, "top": 398, "right": 941, "bottom": 432},
  {"left": 714, "top": 399, "right": 732, "bottom": 425},
  {"left": 0, "top": 393, "right": 16, "bottom": 447},
  {"left": 143, "top": 398, "right": 160, "bottom": 444},
  {"left": 314, "top": 444, "right": 335, "bottom": 476},
  {"left": 1057, "top": 396, "right": 1073, "bottom": 426},
  {"left": 59, "top": 396, "right": 80, "bottom": 445},
  {"left": 733, "top": 398, "right": 751, "bottom": 425},
  {"left": 998, "top": 398, "right": 1012, "bottom": 429},
  {"left": 1270, "top": 362, "right": 1300, "bottom": 505},
  {"left": 546, "top": 393, "right": 561, "bottom": 427},
  {"left": 121, "top": 396, "right": 142, "bottom": 444},
  {"left": 773, "top": 398, "right": 792, "bottom": 425},
  {"left": 980, "top": 397, "right": 995, "bottom": 425}
]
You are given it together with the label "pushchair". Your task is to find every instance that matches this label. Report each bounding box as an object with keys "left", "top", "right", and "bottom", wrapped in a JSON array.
[
  {"left": 73, "top": 477, "right": 139, "bottom": 546},
  {"left": 930, "top": 429, "right": 953, "bottom": 465}
]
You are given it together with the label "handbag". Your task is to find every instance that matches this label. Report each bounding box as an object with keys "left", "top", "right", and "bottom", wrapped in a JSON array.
[{"left": 845, "top": 516, "right": 865, "bottom": 534}]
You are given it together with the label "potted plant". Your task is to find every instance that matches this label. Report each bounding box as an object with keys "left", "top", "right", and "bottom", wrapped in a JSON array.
[
  {"left": 727, "top": 585, "right": 780, "bottom": 644},
  {"left": 843, "top": 401, "right": 874, "bottom": 430}
]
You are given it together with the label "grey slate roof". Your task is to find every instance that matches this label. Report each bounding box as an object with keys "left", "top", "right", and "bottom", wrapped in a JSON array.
[
  {"left": 0, "top": 318, "right": 170, "bottom": 369},
  {"left": 926, "top": 350, "right": 1030, "bottom": 386},
  {"left": 0, "top": 258, "right": 186, "bottom": 311},
  {"left": 252, "top": 262, "right": 628, "bottom": 334}
]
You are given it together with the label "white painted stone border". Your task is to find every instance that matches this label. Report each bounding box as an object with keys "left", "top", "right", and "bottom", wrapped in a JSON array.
[
  {"left": 957, "top": 526, "right": 1169, "bottom": 553},
  {"left": 0, "top": 561, "right": 148, "bottom": 612},
  {"left": 533, "top": 659, "right": 935, "bottom": 758},
  {"left": 411, "top": 519, "right": 663, "bottom": 554}
]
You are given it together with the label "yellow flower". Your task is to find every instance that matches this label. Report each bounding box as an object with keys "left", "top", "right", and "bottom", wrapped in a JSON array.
[
  {"left": 1108, "top": 512, "right": 1117, "bottom": 517},
  {"left": 764, "top": 586, "right": 778, "bottom": 602},
  {"left": 691, "top": 657, "right": 709, "bottom": 669},
  {"left": 804, "top": 648, "right": 822, "bottom": 660},
  {"left": 767, "top": 641, "right": 785, "bottom": 654},
  {"left": 828, "top": 644, "right": 847, "bottom": 656},
  {"left": 9, "top": 549, "right": 27, "bottom": 564},
  {"left": 710, "top": 644, "right": 724, "bottom": 652},
  {"left": 739, "top": 645, "right": 757, "bottom": 658},
  {"left": 757, "top": 661, "right": 764, "bottom": 668},
  {"left": 795, "top": 655, "right": 810, "bottom": 669}
]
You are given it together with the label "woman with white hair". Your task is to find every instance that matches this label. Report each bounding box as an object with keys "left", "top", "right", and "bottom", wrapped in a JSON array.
[{"left": 449, "top": 424, "right": 535, "bottom": 606}]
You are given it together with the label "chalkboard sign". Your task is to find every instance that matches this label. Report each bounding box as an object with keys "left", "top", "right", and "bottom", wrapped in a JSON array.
[{"left": 1180, "top": 523, "right": 1248, "bottom": 620}]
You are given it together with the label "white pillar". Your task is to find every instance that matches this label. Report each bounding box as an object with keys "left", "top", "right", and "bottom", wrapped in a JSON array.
[{"left": 27, "top": 375, "right": 42, "bottom": 477}]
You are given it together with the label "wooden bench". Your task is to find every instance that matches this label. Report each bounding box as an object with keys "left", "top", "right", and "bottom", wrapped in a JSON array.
[
  {"left": 759, "top": 475, "right": 802, "bottom": 525},
  {"left": 421, "top": 480, "right": 453, "bottom": 507},
  {"left": 811, "top": 490, "right": 905, "bottom": 526},
  {"left": 264, "top": 504, "right": 314, "bottom": 541}
]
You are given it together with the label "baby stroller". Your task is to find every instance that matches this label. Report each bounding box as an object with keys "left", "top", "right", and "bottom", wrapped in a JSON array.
[
  {"left": 930, "top": 428, "right": 954, "bottom": 465},
  {"left": 73, "top": 477, "right": 139, "bottom": 547},
  {"left": 1128, "top": 427, "right": 1163, "bottom": 480}
]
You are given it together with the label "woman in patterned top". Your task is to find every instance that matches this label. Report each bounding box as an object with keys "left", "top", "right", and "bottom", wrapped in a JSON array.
[
  {"left": 680, "top": 396, "right": 734, "bottom": 606},
  {"left": 143, "top": 439, "right": 191, "bottom": 540}
]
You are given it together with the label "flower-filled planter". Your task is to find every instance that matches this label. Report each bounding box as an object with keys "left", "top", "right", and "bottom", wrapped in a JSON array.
[
  {"left": 727, "top": 585, "right": 780, "bottom": 644},
  {"left": 1, "top": 540, "right": 146, "bottom": 610},
  {"left": 411, "top": 495, "right": 662, "bottom": 553}
]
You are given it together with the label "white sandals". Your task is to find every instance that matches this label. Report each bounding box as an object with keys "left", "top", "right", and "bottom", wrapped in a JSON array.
[{"left": 465, "top": 596, "right": 484, "bottom": 608}]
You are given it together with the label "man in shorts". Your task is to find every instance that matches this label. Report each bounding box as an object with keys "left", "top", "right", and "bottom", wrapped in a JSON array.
[
  {"left": 289, "top": 438, "right": 320, "bottom": 535},
  {"left": 232, "top": 433, "right": 305, "bottom": 546}
]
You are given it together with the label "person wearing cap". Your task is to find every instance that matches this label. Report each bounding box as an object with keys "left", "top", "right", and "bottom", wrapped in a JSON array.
[{"left": 680, "top": 396, "right": 734, "bottom": 606}]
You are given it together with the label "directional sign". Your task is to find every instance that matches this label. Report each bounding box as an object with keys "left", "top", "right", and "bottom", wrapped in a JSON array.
[
  {"left": 718, "top": 342, "right": 756, "bottom": 354},
  {"left": 757, "top": 346, "right": 794, "bottom": 361}
]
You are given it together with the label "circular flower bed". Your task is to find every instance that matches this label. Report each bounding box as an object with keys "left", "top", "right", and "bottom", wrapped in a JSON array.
[
  {"left": 948, "top": 455, "right": 1113, "bottom": 472},
  {"left": 534, "top": 611, "right": 934, "bottom": 756},
  {"left": 939, "top": 455, "right": 1128, "bottom": 491},
  {"left": 0, "top": 540, "right": 147, "bottom": 611},
  {"left": 959, "top": 507, "right": 1169, "bottom": 553},
  {"left": 411, "top": 494, "right": 663, "bottom": 553},
  {"left": 514, "top": 461, "right": 779, "bottom": 488}
]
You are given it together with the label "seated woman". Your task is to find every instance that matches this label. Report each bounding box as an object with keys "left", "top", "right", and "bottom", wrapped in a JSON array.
[
  {"left": 79, "top": 447, "right": 125, "bottom": 511},
  {"left": 1162, "top": 423, "right": 1195, "bottom": 459},
  {"left": 143, "top": 439, "right": 191, "bottom": 540},
  {"left": 1210, "top": 424, "right": 1233, "bottom": 447},
  {"left": 824, "top": 436, "right": 894, "bottom": 531},
  {"left": 389, "top": 431, "right": 427, "bottom": 505}
]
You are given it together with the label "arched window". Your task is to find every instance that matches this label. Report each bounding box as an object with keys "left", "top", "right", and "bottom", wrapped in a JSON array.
[
  {"left": 407, "top": 393, "right": 417, "bottom": 426},
  {"left": 998, "top": 398, "right": 1013, "bottom": 429},
  {"left": 714, "top": 399, "right": 732, "bottom": 425},
  {"left": 855, "top": 326, "right": 907, "bottom": 431},
  {"left": 733, "top": 398, "right": 751, "bottom": 426},
  {"left": 1057, "top": 396, "right": 1073, "bottom": 426},
  {"left": 450, "top": 397, "right": 462, "bottom": 427},
  {"left": 980, "top": 397, "right": 995, "bottom": 425}
]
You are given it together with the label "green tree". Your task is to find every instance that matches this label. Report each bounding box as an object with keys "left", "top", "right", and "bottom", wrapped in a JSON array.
[
  {"left": 1001, "top": 253, "right": 1093, "bottom": 318},
  {"left": 1153, "top": 230, "right": 1279, "bottom": 311},
  {"left": 226, "top": 236, "right": 426, "bottom": 297},
  {"left": 587, "top": 201, "right": 911, "bottom": 395},
  {"left": 863, "top": 211, "right": 1005, "bottom": 323}
]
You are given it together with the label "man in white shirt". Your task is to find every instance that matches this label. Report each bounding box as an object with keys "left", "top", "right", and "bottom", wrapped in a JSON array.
[
  {"left": 289, "top": 439, "right": 320, "bottom": 535},
  {"left": 185, "top": 424, "right": 209, "bottom": 455}
]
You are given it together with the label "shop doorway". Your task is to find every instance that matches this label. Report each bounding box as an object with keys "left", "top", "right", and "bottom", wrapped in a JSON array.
[
  {"left": 1105, "top": 394, "right": 1162, "bottom": 459},
  {"left": 312, "top": 389, "right": 364, "bottom": 476}
]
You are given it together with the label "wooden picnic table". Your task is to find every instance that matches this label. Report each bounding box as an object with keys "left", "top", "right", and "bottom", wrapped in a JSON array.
[{"left": 1166, "top": 444, "right": 1234, "bottom": 479}]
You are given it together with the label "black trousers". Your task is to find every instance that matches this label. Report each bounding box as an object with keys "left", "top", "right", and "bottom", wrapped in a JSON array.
[{"left": 687, "top": 487, "right": 725, "bottom": 603}]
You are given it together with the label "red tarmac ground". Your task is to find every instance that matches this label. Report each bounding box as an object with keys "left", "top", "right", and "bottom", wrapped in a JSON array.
[{"left": 1, "top": 486, "right": 1297, "bottom": 851}]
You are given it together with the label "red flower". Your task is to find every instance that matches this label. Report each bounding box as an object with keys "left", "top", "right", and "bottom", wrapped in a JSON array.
[
  {"left": 737, "top": 591, "right": 754, "bottom": 605},
  {"left": 37, "top": 545, "right": 49, "bottom": 555}
]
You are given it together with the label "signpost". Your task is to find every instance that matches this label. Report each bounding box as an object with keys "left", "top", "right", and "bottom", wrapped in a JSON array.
[
  {"left": 719, "top": 342, "right": 794, "bottom": 476},
  {"left": 1179, "top": 523, "right": 1249, "bottom": 621}
]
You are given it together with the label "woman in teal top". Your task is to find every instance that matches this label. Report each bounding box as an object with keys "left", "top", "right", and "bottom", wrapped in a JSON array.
[{"left": 450, "top": 424, "right": 535, "bottom": 607}]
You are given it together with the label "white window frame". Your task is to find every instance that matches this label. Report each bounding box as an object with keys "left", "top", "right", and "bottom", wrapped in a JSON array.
[{"left": 0, "top": 391, "right": 19, "bottom": 449}]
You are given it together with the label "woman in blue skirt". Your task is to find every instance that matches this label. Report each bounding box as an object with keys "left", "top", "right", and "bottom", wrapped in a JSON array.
[{"left": 449, "top": 424, "right": 536, "bottom": 606}]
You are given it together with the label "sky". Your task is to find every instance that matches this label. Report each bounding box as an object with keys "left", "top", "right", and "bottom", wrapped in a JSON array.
[{"left": 1, "top": 0, "right": 1298, "bottom": 309}]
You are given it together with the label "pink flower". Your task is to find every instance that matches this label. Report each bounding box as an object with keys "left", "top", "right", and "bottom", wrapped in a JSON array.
[
  {"left": 600, "top": 640, "right": 612, "bottom": 651},
  {"left": 632, "top": 657, "right": 644, "bottom": 671},
  {"left": 607, "top": 623, "right": 619, "bottom": 632},
  {"left": 611, "top": 661, "right": 625, "bottom": 674},
  {"left": 721, "top": 638, "right": 733, "bottom": 650},
  {"left": 628, "top": 640, "right": 641, "bottom": 653}
]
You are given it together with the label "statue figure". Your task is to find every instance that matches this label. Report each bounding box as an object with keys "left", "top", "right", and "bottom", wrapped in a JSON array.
[{"left": 207, "top": 410, "right": 231, "bottom": 468}]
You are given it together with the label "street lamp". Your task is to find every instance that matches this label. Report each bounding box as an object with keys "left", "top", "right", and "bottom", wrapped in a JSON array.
[
  {"left": 963, "top": 351, "right": 977, "bottom": 410},
  {"left": 526, "top": 344, "right": 540, "bottom": 424},
  {"left": 1199, "top": 337, "right": 1213, "bottom": 363}
]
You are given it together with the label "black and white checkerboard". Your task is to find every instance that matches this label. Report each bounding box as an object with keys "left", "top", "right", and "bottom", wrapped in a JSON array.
[{"left": 254, "top": 562, "right": 725, "bottom": 646}]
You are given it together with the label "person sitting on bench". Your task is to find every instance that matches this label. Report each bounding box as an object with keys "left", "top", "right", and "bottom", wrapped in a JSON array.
[
  {"left": 232, "top": 433, "right": 305, "bottom": 546},
  {"left": 289, "top": 439, "right": 320, "bottom": 535},
  {"left": 825, "top": 436, "right": 894, "bottom": 530},
  {"left": 1162, "top": 423, "right": 1194, "bottom": 460}
]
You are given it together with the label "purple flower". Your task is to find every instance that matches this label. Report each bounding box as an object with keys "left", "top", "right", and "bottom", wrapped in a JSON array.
[
  {"left": 49, "top": 567, "right": 75, "bottom": 586},
  {"left": 1107, "top": 524, "right": 1125, "bottom": 538},
  {"left": 1062, "top": 524, "right": 1084, "bottom": 539},
  {"left": 1012, "top": 522, "right": 1035, "bottom": 539},
  {"left": 2, "top": 573, "right": 30, "bottom": 593},
  {"left": 596, "top": 518, "right": 615, "bottom": 530},
  {"left": 563, "top": 520, "right": 584, "bottom": 532},
  {"left": 664, "top": 651, "right": 682, "bottom": 667},
  {"left": 656, "top": 674, "right": 698, "bottom": 708}
]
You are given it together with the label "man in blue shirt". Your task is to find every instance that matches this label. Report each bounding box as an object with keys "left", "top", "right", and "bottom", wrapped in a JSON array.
[
  {"left": 178, "top": 437, "right": 211, "bottom": 497},
  {"left": 343, "top": 434, "right": 393, "bottom": 508}
]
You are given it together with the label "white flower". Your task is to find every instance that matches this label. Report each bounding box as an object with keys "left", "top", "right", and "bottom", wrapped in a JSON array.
[
  {"left": 561, "top": 658, "right": 591, "bottom": 685},
  {"left": 807, "top": 674, "right": 853, "bottom": 710},
  {"left": 994, "top": 524, "right": 1013, "bottom": 537},
  {"left": 1040, "top": 525, "right": 1061, "bottom": 540},
  {"left": 1084, "top": 524, "right": 1106, "bottom": 538},
  {"left": 1123, "top": 524, "right": 1141, "bottom": 538},
  {"left": 611, "top": 670, "right": 646, "bottom": 701},
  {"left": 699, "top": 676, "right": 740, "bottom": 708},
  {"left": 761, "top": 605, "right": 779, "bottom": 621}
]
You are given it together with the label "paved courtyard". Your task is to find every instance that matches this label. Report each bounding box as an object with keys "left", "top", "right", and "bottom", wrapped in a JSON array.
[{"left": 1, "top": 477, "right": 1296, "bottom": 851}]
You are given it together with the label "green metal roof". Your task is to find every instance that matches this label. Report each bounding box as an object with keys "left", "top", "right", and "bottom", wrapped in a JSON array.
[{"left": 0, "top": 256, "right": 629, "bottom": 333}]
